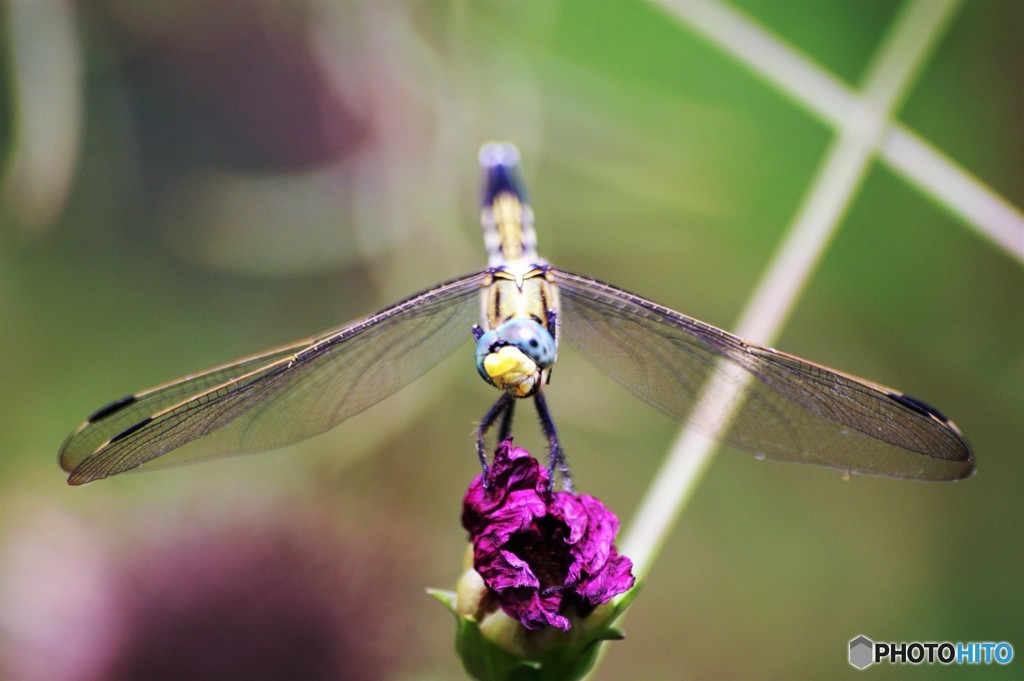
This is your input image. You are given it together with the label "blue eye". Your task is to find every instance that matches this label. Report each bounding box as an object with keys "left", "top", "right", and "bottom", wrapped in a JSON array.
[
  {"left": 495, "top": 319, "right": 557, "bottom": 367},
  {"left": 474, "top": 329, "right": 500, "bottom": 382}
]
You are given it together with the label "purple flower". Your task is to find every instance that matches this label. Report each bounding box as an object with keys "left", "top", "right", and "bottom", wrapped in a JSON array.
[{"left": 461, "top": 441, "right": 635, "bottom": 632}]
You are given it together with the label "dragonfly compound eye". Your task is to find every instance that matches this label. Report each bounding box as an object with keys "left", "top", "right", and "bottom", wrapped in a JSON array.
[
  {"left": 474, "top": 330, "right": 500, "bottom": 383},
  {"left": 495, "top": 319, "right": 557, "bottom": 368}
]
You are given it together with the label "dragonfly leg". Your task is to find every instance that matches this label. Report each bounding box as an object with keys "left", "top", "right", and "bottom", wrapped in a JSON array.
[
  {"left": 533, "top": 391, "right": 573, "bottom": 493},
  {"left": 477, "top": 393, "right": 513, "bottom": 486},
  {"left": 497, "top": 398, "right": 516, "bottom": 442}
]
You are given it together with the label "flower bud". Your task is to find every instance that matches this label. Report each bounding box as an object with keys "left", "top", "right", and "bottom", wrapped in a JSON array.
[{"left": 432, "top": 440, "right": 639, "bottom": 680}]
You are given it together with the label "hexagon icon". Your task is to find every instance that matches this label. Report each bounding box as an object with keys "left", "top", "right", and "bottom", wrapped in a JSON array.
[{"left": 849, "top": 635, "right": 874, "bottom": 669}]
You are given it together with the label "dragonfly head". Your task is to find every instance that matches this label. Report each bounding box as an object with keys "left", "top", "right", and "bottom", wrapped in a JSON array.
[{"left": 475, "top": 319, "right": 556, "bottom": 397}]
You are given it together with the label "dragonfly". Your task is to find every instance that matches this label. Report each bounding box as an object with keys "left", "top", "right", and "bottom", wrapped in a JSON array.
[{"left": 60, "top": 142, "right": 974, "bottom": 487}]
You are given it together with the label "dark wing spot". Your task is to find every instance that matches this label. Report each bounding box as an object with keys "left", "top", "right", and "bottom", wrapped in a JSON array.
[
  {"left": 889, "top": 392, "right": 950, "bottom": 423},
  {"left": 109, "top": 416, "right": 154, "bottom": 444},
  {"left": 87, "top": 395, "right": 138, "bottom": 423}
]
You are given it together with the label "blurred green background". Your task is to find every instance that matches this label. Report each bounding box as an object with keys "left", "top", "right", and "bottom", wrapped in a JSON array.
[{"left": 1, "top": 1, "right": 1021, "bottom": 679}]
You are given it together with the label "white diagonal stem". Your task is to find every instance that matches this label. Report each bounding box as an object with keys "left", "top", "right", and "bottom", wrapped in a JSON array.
[
  {"left": 653, "top": 0, "right": 1024, "bottom": 262},
  {"left": 622, "top": 0, "right": 962, "bottom": 581}
]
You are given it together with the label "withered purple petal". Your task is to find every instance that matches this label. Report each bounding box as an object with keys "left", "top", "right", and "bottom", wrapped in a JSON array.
[
  {"left": 502, "top": 588, "right": 570, "bottom": 631},
  {"left": 574, "top": 495, "right": 618, "bottom": 574},
  {"left": 578, "top": 548, "right": 635, "bottom": 604},
  {"left": 551, "top": 492, "right": 588, "bottom": 545},
  {"left": 461, "top": 446, "right": 548, "bottom": 537},
  {"left": 475, "top": 543, "right": 540, "bottom": 591}
]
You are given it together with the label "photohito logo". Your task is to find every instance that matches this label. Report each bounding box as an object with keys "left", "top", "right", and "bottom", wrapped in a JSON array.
[{"left": 849, "top": 635, "right": 1014, "bottom": 669}]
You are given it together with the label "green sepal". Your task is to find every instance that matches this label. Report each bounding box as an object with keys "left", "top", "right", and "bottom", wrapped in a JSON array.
[
  {"left": 428, "top": 581, "right": 643, "bottom": 681},
  {"left": 427, "top": 587, "right": 459, "bottom": 612}
]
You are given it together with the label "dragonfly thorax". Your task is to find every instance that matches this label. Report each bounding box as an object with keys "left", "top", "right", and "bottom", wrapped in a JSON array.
[{"left": 475, "top": 319, "right": 555, "bottom": 398}]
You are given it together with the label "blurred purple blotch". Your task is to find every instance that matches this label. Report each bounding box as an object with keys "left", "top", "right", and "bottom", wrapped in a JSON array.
[
  {"left": 2, "top": 509, "right": 401, "bottom": 681},
  {"left": 91, "top": 0, "right": 366, "bottom": 171}
]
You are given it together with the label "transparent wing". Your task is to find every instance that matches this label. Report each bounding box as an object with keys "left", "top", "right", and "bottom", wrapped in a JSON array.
[
  {"left": 553, "top": 269, "right": 974, "bottom": 481},
  {"left": 60, "top": 272, "right": 488, "bottom": 484}
]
